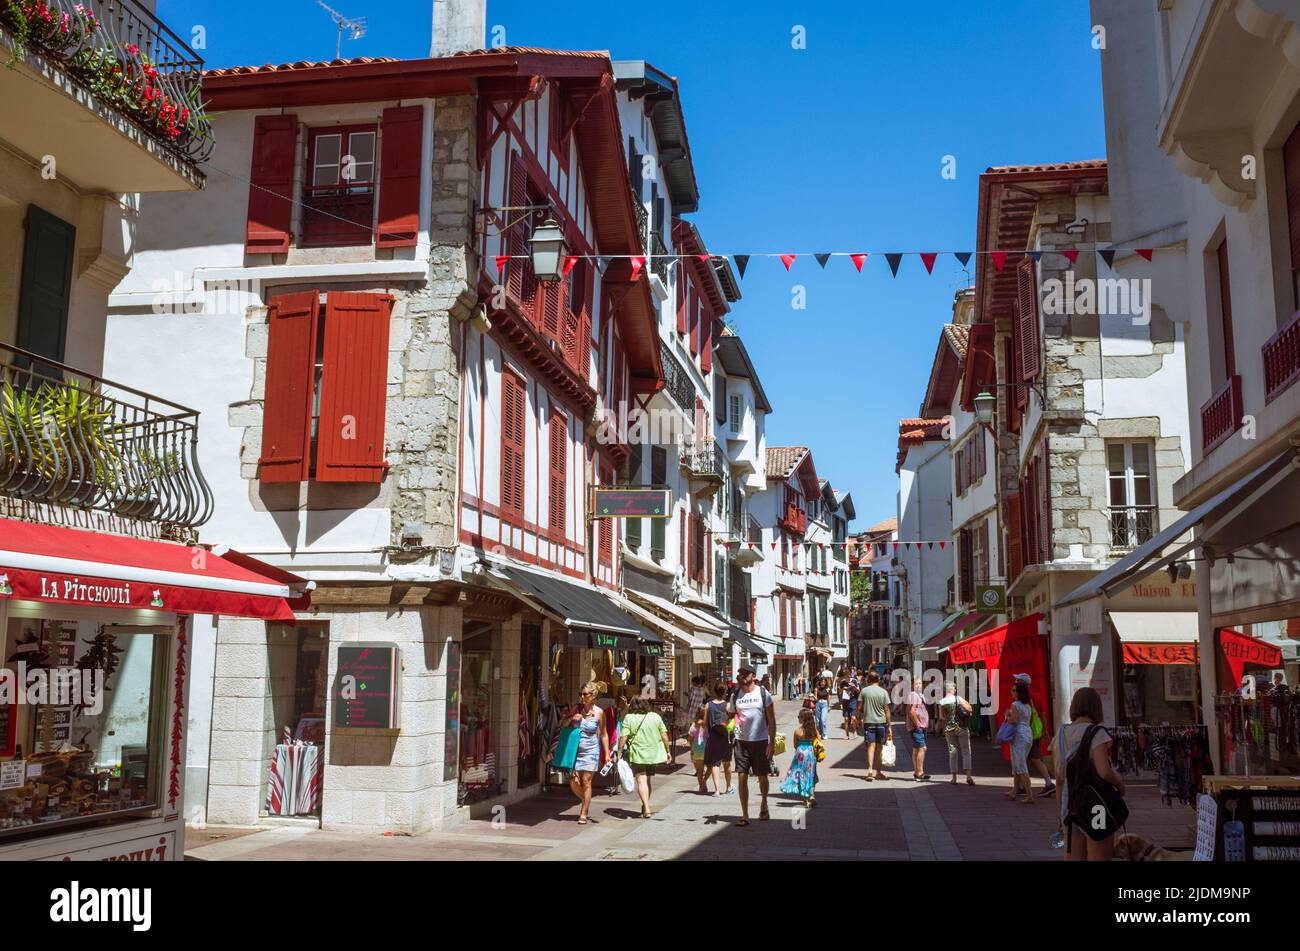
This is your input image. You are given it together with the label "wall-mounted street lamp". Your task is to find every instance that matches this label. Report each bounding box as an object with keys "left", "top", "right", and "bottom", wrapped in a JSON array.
[
  {"left": 528, "top": 218, "right": 568, "bottom": 282},
  {"left": 972, "top": 380, "right": 1048, "bottom": 426}
]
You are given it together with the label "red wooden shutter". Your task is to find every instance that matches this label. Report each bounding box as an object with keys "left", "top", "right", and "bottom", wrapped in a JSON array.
[
  {"left": 376, "top": 105, "right": 422, "bottom": 249},
  {"left": 1017, "top": 257, "right": 1040, "bottom": 381},
  {"left": 315, "top": 292, "right": 394, "bottom": 483},
  {"left": 562, "top": 260, "right": 583, "bottom": 370},
  {"left": 701, "top": 312, "right": 713, "bottom": 373},
  {"left": 500, "top": 369, "right": 526, "bottom": 519},
  {"left": 779, "top": 593, "right": 787, "bottom": 637},
  {"left": 506, "top": 156, "right": 537, "bottom": 321},
  {"left": 245, "top": 114, "right": 298, "bottom": 254},
  {"left": 258, "top": 291, "right": 319, "bottom": 483},
  {"left": 542, "top": 275, "right": 565, "bottom": 342},
  {"left": 676, "top": 272, "right": 687, "bottom": 334},
  {"left": 1004, "top": 337, "right": 1022, "bottom": 434},
  {"left": 549, "top": 413, "right": 567, "bottom": 534},
  {"left": 688, "top": 286, "right": 699, "bottom": 355},
  {"left": 1006, "top": 492, "right": 1023, "bottom": 581}
]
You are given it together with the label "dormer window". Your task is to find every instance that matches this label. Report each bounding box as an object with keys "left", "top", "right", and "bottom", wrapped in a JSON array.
[{"left": 302, "top": 124, "right": 377, "bottom": 247}]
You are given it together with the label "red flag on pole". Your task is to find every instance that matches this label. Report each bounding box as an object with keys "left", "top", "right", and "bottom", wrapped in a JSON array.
[
  {"left": 1062, "top": 249, "right": 1079, "bottom": 264},
  {"left": 630, "top": 256, "right": 646, "bottom": 278}
]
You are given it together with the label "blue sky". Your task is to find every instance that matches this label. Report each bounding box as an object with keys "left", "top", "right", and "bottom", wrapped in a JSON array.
[{"left": 165, "top": 0, "right": 1106, "bottom": 529}]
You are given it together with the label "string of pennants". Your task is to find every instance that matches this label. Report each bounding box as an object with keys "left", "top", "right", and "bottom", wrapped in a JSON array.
[{"left": 493, "top": 247, "right": 1162, "bottom": 280}]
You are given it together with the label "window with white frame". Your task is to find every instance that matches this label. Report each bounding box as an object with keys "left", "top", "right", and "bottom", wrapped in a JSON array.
[
  {"left": 1107, "top": 441, "right": 1156, "bottom": 548},
  {"left": 728, "top": 394, "right": 742, "bottom": 435}
]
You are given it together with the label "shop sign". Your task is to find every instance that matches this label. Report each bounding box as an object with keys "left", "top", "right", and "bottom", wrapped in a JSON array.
[
  {"left": 639, "top": 643, "right": 663, "bottom": 657},
  {"left": 591, "top": 489, "right": 670, "bottom": 519},
  {"left": 0, "top": 759, "right": 23, "bottom": 790},
  {"left": 586, "top": 630, "right": 638, "bottom": 650},
  {"left": 40, "top": 831, "right": 175, "bottom": 862},
  {"left": 0, "top": 571, "right": 165, "bottom": 610},
  {"left": 332, "top": 643, "right": 400, "bottom": 730},
  {"left": 975, "top": 584, "right": 1006, "bottom": 614},
  {"left": 1121, "top": 642, "right": 1199, "bottom": 665}
]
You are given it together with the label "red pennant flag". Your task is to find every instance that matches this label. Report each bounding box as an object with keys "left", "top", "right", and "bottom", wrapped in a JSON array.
[
  {"left": 630, "top": 256, "right": 646, "bottom": 278},
  {"left": 1136, "top": 248, "right": 1153, "bottom": 261},
  {"left": 1062, "top": 249, "right": 1079, "bottom": 264},
  {"left": 991, "top": 251, "right": 1009, "bottom": 273},
  {"left": 495, "top": 255, "right": 509, "bottom": 274},
  {"left": 892, "top": 543, "right": 899, "bottom": 553},
  {"left": 771, "top": 542, "right": 777, "bottom": 551},
  {"left": 939, "top": 540, "right": 946, "bottom": 550},
  {"left": 850, "top": 253, "right": 868, "bottom": 272},
  {"left": 563, "top": 256, "right": 578, "bottom": 277},
  {"left": 920, "top": 252, "right": 938, "bottom": 274},
  {"left": 697, "top": 254, "right": 711, "bottom": 263},
  {"left": 780, "top": 253, "right": 797, "bottom": 271}
]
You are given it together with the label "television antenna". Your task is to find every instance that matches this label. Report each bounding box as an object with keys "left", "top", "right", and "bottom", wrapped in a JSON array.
[{"left": 317, "top": 1, "right": 368, "bottom": 60}]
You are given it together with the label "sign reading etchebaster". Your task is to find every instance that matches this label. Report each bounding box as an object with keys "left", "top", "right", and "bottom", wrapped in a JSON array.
[
  {"left": 333, "top": 644, "right": 400, "bottom": 730},
  {"left": 591, "top": 489, "right": 670, "bottom": 519}
]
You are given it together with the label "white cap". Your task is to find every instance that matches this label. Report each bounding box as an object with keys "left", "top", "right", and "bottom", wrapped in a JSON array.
[{"left": 1013, "top": 672, "right": 1032, "bottom": 684}]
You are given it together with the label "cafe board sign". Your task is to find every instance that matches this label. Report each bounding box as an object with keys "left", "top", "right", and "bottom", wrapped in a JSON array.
[
  {"left": 332, "top": 643, "right": 400, "bottom": 730},
  {"left": 592, "top": 489, "right": 670, "bottom": 519}
]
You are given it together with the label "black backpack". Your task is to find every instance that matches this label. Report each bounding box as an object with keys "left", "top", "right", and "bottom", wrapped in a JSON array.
[
  {"left": 1065, "top": 724, "right": 1128, "bottom": 840},
  {"left": 707, "top": 700, "right": 729, "bottom": 737}
]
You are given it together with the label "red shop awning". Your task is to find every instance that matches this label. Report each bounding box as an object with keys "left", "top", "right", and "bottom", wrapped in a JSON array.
[{"left": 0, "top": 518, "right": 311, "bottom": 622}]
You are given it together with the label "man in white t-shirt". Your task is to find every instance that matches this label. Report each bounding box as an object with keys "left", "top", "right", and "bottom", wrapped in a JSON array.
[{"left": 729, "top": 667, "right": 777, "bottom": 826}]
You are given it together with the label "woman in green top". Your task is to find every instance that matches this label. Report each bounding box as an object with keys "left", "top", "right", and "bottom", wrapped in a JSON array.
[{"left": 619, "top": 697, "right": 672, "bottom": 819}]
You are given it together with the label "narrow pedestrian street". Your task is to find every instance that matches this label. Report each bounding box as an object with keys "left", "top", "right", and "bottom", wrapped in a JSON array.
[{"left": 185, "top": 700, "right": 1195, "bottom": 861}]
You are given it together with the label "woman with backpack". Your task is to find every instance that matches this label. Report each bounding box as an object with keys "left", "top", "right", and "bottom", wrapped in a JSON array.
[
  {"left": 1003, "top": 679, "right": 1036, "bottom": 804},
  {"left": 702, "top": 681, "right": 734, "bottom": 796},
  {"left": 1049, "top": 686, "right": 1127, "bottom": 861},
  {"left": 938, "top": 682, "right": 975, "bottom": 785}
]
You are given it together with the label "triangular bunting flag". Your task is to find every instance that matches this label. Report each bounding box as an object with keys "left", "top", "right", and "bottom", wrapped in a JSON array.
[
  {"left": 597, "top": 256, "right": 612, "bottom": 272},
  {"left": 1136, "top": 248, "right": 1153, "bottom": 261},
  {"left": 771, "top": 541, "right": 777, "bottom": 551},
  {"left": 494, "top": 255, "right": 509, "bottom": 274},
  {"left": 735, "top": 254, "right": 750, "bottom": 278},
  {"left": 927, "top": 542, "right": 934, "bottom": 550},
  {"left": 697, "top": 254, "right": 711, "bottom": 263},
  {"left": 954, "top": 252, "right": 972, "bottom": 267},
  {"left": 630, "top": 256, "right": 646, "bottom": 279},
  {"left": 892, "top": 543, "right": 899, "bottom": 553},
  {"left": 885, "top": 253, "right": 903, "bottom": 277},
  {"left": 1027, "top": 250, "right": 1042, "bottom": 262},
  {"left": 850, "top": 253, "right": 868, "bottom": 272},
  {"left": 815, "top": 253, "right": 831, "bottom": 269},
  {"left": 1098, "top": 249, "right": 1116, "bottom": 269},
  {"left": 939, "top": 540, "right": 946, "bottom": 550},
  {"left": 920, "top": 252, "right": 938, "bottom": 274},
  {"left": 1062, "top": 249, "right": 1079, "bottom": 264},
  {"left": 780, "top": 253, "right": 797, "bottom": 271},
  {"left": 563, "top": 256, "right": 578, "bottom": 277},
  {"left": 991, "top": 251, "right": 1009, "bottom": 272}
]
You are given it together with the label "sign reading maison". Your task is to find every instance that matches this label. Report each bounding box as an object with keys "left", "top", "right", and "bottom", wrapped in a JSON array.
[{"left": 592, "top": 489, "right": 670, "bottom": 519}]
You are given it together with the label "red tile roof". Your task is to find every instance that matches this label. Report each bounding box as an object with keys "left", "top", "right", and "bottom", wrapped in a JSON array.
[
  {"left": 765, "top": 446, "right": 807, "bottom": 480},
  {"left": 985, "top": 159, "right": 1107, "bottom": 174},
  {"left": 943, "top": 323, "right": 970, "bottom": 359},
  {"left": 206, "top": 56, "right": 400, "bottom": 77}
]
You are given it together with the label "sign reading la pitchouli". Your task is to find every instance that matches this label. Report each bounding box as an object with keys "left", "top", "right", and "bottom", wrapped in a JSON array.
[{"left": 0, "top": 571, "right": 164, "bottom": 609}]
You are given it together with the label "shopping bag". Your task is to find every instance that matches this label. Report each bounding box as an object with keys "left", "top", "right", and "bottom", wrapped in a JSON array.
[
  {"left": 552, "top": 725, "right": 580, "bottom": 771},
  {"left": 880, "top": 738, "right": 896, "bottom": 768},
  {"left": 812, "top": 737, "right": 826, "bottom": 763},
  {"left": 773, "top": 732, "right": 787, "bottom": 756},
  {"left": 616, "top": 757, "right": 636, "bottom": 794}
]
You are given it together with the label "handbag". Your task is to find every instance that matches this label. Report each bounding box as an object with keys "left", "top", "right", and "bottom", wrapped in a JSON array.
[
  {"left": 812, "top": 737, "right": 826, "bottom": 763},
  {"left": 552, "top": 725, "right": 580, "bottom": 771},
  {"left": 773, "top": 732, "right": 788, "bottom": 756}
]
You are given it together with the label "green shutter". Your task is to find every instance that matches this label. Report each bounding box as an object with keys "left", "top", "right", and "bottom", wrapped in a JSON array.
[
  {"left": 650, "top": 447, "right": 666, "bottom": 561},
  {"left": 17, "top": 205, "right": 76, "bottom": 371}
]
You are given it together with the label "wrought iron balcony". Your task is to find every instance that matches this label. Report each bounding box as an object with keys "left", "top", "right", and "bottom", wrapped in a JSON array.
[
  {"left": 680, "top": 438, "right": 726, "bottom": 486},
  {"left": 649, "top": 230, "right": 671, "bottom": 284},
  {"left": 0, "top": 343, "right": 213, "bottom": 536},
  {"left": 1108, "top": 504, "right": 1156, "bottom": 550},
  {"left": 659, "top": 340, "right": 696, "bottom": 413},
  {"left": 632, "top": 186, "right": 649, "bottom": 255},
  {"left": 0, "top": 0, "right": 213, "bottom": 164}
]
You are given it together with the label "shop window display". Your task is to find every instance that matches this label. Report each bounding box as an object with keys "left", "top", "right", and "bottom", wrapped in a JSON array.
[
  {"left": 458, "top": 623, "right": 498, "bottom": 804},
  {"left": 1, "top": 616, "right": 167, "bottom": 837}
]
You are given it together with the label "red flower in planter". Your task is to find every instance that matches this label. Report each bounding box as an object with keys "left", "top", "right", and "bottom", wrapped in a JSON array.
[{"left": 127, "top": 44, "right": 140, "bottom": 55}]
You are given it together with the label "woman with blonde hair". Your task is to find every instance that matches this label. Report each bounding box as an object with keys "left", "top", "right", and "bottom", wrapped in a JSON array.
[
  {"left": 780, "top": 707, "right": 820, "bottom": 808},
  {"left": 568, "top": 681, "right": 610, "bottom": 825}
]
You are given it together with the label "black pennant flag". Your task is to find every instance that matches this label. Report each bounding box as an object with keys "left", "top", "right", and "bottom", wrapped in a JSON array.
[
  {"left": 814, "top": 253, "right": 831, "bottom": 269},
  {"left": 734, "top": 254, "right": 750, "bottom": 278},
  {"left": 1027, "top": 250, "right": 1042, "bottom": 262},
  {"left": 885, "top": 253, "right": 903, "bottom": 277},
  {"left": 954, "top": 252, "right": 972, "bottom": 267},
  {"left": 1097, "top": 249, "right": 1116, "bottom": 269}
]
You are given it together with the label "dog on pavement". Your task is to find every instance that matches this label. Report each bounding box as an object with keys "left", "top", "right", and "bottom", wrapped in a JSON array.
[{"left": 1114, "top": 832, "right": 1193, "bottom": 861}]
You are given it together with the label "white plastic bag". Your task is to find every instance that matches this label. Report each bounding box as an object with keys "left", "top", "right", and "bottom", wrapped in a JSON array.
[
  {"left": 616, "top": 757, "right": 636, "bottom": 794},
  {"left": 880, "top": 738, "right": 897, "bottom": 768}
]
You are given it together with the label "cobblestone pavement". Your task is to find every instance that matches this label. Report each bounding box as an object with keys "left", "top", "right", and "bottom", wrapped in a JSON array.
[{"left": 185, "top": 699, "right": 1196, "bottom": 861}]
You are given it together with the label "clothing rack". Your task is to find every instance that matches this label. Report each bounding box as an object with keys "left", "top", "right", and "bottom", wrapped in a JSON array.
[
  {"left": 1214, "top": 689, "right": 1300, "bottom": 760},
  {"left": 1109, "top": 724, "right": 1212, "bottom": 807}
]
